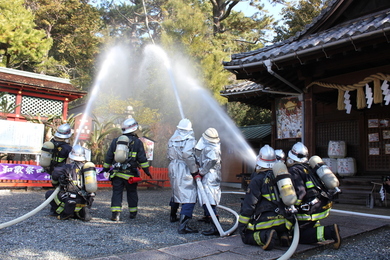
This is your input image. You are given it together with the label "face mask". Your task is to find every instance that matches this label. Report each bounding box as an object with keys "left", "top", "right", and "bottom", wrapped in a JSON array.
[{"left": 195, "top": 137, "right": 206, "bottom": 150}]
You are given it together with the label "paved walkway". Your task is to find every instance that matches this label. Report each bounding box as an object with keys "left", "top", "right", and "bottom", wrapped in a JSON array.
[{"left": 90, "top": 204, "right": 390, "bottom": 260}]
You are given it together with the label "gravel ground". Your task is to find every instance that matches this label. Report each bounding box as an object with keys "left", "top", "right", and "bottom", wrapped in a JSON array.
[
  {"left": 291, "top": 226, "right": 390, "bottom": 260},
  {"left": 0, "top": 187, "right": 242, "bottom": 260}
]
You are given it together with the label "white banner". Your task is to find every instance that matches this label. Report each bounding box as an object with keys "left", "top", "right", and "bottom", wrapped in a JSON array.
[{"left": 0, "top": 120, "right": 44, "bottom": 154}]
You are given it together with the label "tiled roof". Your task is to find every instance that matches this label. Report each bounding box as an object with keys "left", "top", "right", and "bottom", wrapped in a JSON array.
[
  {"left": 239, "top": 124, "right": 271, "bottom": 140},
  {"left": 223, "top": 8, "right": 390, "bottom": 67}
]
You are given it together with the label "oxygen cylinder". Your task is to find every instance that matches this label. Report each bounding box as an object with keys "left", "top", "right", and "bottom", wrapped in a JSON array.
[
  {"left": 39, "top": 141, "right": 55, "bottom": 167},
  {"left": 309, "top": 155, "right": 339, "bottom": 190},
  {"left": 83, "top": 162, "right": 98, "bottom": 193},
  {"left": 114, "top": 135, "right": 130, "bottom": 163},
  {"left": 272, "top": 162, "right": 297, "bottom": 206}
]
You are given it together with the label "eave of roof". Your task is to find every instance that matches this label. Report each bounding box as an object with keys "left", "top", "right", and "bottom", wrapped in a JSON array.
[
  {"left": 223, "top": 8, "right": 390, "bottom": 70},
  {"left": 239, "top": 124, "right": 272, "bottom": 140},
  {"left": 0, "top": 67, "right": 86, "bottom": 97}
]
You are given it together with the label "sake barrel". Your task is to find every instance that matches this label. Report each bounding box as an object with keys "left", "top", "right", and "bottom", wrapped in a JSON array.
[
  {"left": 328, "top": 140, "right": 347, "bottom": 158},
  {"left": 323, "top": 158, "right": 338, "bottom": 174},
  {"left": 337, "top": 157, "right": 356, "bottom": 176}
]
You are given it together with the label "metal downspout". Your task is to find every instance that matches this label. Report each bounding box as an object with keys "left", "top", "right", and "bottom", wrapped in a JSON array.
[{"left": 264, "top": 59, "right": 303, "bottom": 94}]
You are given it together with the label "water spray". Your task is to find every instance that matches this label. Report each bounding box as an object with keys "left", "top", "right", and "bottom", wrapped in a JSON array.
[{"left": 0, "top": 187, "right": 60, "bottom": 230}]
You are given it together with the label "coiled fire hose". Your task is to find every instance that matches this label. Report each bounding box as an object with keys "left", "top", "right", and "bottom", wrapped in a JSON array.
[
  {"left": 0, "top": 186, "right": 60, "bottom": 230},
  {"left": 196, "top": 178, "right": 239, "bottom": 236}
]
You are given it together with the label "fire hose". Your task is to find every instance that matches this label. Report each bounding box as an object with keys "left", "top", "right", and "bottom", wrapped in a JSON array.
[
  {"left": 0, "top": 186, "right": 60, "bottom": 230},
  {"left": 221, "top": 191, "right": 300, "bottom": 260},
  {"left": 196, "top": 178, "right": 238, "bottom": 236}
]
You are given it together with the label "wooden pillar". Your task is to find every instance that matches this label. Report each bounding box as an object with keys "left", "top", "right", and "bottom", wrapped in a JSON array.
[
  {"left": 62, "top": 98, "right": 69, "bottom": 120},
  {"left": 303, "top": 88, "right": 315, "bottom": 155},
  {"left": 14, "top": 91, "right": 23, "bottom": 121}
]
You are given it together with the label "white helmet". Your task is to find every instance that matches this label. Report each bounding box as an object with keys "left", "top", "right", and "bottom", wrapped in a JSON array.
[
  {"left": 275, "top": 149, "right": 286, "bottom": 162},
  {"left": 202, "top": 128, "right": 220, "bottom": 143},
  {"left": 256, "top": 145, "right": 276, "bottom": 169},
  {"left": 121, "top": 118, "right": 138, "bottom": 134},
  {"left": 177, "top": 118, "right": 192, "bottom": 131},
  {"left": 288, "top": 142, "right": 309, "bottom": 163},
  {"left": 69, "top": 144, "right": 86, "bottom": 162},
  {"left": 54, "top": 123, "right": 72, "bottom": 139}
]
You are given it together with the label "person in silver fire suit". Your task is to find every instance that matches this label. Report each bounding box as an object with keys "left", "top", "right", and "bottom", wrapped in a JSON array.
[
  {"left": 45, "top": 144, "right": 95, "bottom": 221},
  {"left": 195, "top": 127, "right": 222, "bottom": 236},
  {"left": 238, "top": 145, "right": 294, "bottom": 250},
  {"left": 287, "top": 142, "right": 341, "bottom": 249},
  {"left": 101, "top": 118, "right": 152, "bottom": 221},
  {"left": 167, "top": 118, "right": 199, "bottom": 234}
]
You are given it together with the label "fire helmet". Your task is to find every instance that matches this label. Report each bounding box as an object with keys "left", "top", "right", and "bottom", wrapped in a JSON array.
[
  {"left": 202, "top": 128, "right": 220, "bottom": 143},
  {"left": 275, "top": 149, "right": 286, "bottom": 162},
  {"left": 54, "top": 123, "right": 72, "bottom": 139},
  {"left": 256, "top": 145, "right": 276, "bottom": 169},
  {"left": 121, "top": 118, "right": 138, "bottom": 134},
  {"left": 177, "top": 118, "right": 192, "bottom": 131},
  {"left": 69, "top": 144, "right": 86, "bottom": 162},
  {"left": 288, "top": 142, "right": 309, "bottom": 163}
]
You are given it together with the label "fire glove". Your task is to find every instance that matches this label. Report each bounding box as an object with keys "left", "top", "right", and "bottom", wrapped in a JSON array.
[
  {"left": 144, "top": 169, "right": 153, "bottom": 179},
  {"left": 100, "top": 167, "right": 110, "bottom": 174},
  {"left": 59, "top": 174, "right": 69, "bottom": 186}
]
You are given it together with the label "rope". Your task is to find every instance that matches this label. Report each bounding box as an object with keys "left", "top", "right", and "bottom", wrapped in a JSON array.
[{"left": 306, "top": 73, "right": 390, "bottom": 110}]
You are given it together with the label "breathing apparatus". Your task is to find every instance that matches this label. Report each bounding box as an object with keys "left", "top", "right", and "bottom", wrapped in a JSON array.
[
  {"left": 272, "top": 161, "right": 298, "bottom": 213},
  {"left": 39, "top": 141, "right": 55, "bottom": 167},
  {"left": 309, "top": 155, "right": 341, "bottom": 193},
  {"left": 114, "top": 135, "right": 130, "bottom": 163}
]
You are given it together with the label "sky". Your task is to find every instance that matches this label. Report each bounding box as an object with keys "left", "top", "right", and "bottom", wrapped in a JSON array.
[{"left": 236, "top": 0, "right": 283, "bottom": 19}]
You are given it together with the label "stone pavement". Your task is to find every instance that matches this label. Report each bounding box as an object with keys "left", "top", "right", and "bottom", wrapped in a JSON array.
[{"left": 90, "top": 204, "right": 390, "bottom": 260}]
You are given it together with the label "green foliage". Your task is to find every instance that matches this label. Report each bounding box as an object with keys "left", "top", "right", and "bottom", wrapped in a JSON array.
[
  {"left": 0, "top": 92, "right": 20, "bottom": 119},
  {"left": 0, "top": 0, "right": 53, "bottom": 69},
  {"left": 25, "top": 0, "right": 103, "bottom": 89},
  {"left": 273, "top": 0, "right": 330, "bottom": 42},
  {"left": 227, "top": 101, "right": 271, "bottom": 126},
  {"left": 84, "top": 114, "right": 119, "bottom": 165}
]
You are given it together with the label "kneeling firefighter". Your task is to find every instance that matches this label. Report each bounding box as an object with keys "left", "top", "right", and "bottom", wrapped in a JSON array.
[
  {"left": 101, "top": 118, "right": 152, "bottom": 221},
  {"left": 238, "top": 145, "right": 297, "bottom": 251},
  {"left": 287, "top": 142, "right": 341, "bottom": 249},
  {"left": 45, "top": 144, "right": 97, "bottom": 221}
]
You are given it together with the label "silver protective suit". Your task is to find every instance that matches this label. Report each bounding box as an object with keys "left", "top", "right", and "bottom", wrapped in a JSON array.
[
  {"left": 195, "top": 137, "right": 222, "bottom": 206},
  {"left": 167, "top": 129, "right": 198, "bottom": 204}
]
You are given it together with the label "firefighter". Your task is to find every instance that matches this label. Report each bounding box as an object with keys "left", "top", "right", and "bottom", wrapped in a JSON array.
[
  {"left": 45, "top": 144, "right": 96, "bottom": 221},
  {"left": 195, "top": 128, "right": 222, "bottom": 236},
  {"left": 238, "top": 145, "right": 294, "bottom": 250},
  {"left": 43, "top": 123, "right": 73, "bottom": 175},
  {"left": 101, "top": 118, "right": 152, "bottom": 221},
  {"left": 287, "top": 142, "right": 341, "bottom": 249},
  {"left": 167, "top": 118, "right": 199, "bottom": 233},
  {"left": 275, "top": 149, "right": 286, "bottom": 163}
]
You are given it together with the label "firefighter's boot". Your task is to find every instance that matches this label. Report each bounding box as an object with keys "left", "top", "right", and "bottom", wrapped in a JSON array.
[
  {"left": 111, "top": 212, "right": 120, "bottom": 221},
  {"left": 201, "top": 216, "right": 220, "bottom": 236},
  {"left": 260, "top": 229, "right": 277, "bottom": 250},
  {"left": 170, "top": 206, "right": 179, "bottom": 222},
  {"left": 279, "top": 232, "right": 291, "bottom": 247},
  {"left": 178, "top": 215, "right": 198, "bottom": 234},
  {"left": 129, "top": 211, "right": 137, "bottom": 219}
]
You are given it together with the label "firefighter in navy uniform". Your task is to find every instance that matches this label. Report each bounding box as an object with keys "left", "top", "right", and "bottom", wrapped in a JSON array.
[
  {"left": 287, "top": 142, "right": 341, "bottom": 249},
  {"left": 45, "top": 144, "right": 96, "bottom": 221},
  {"left": 238, "top": 145, "right": 295, "bottom": 250},
  {"left": 101, "top": 118, "right": 152, "bottom": 221},
  {"left": 41, "top": 123, "right": 73, "bottom": 175}
]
